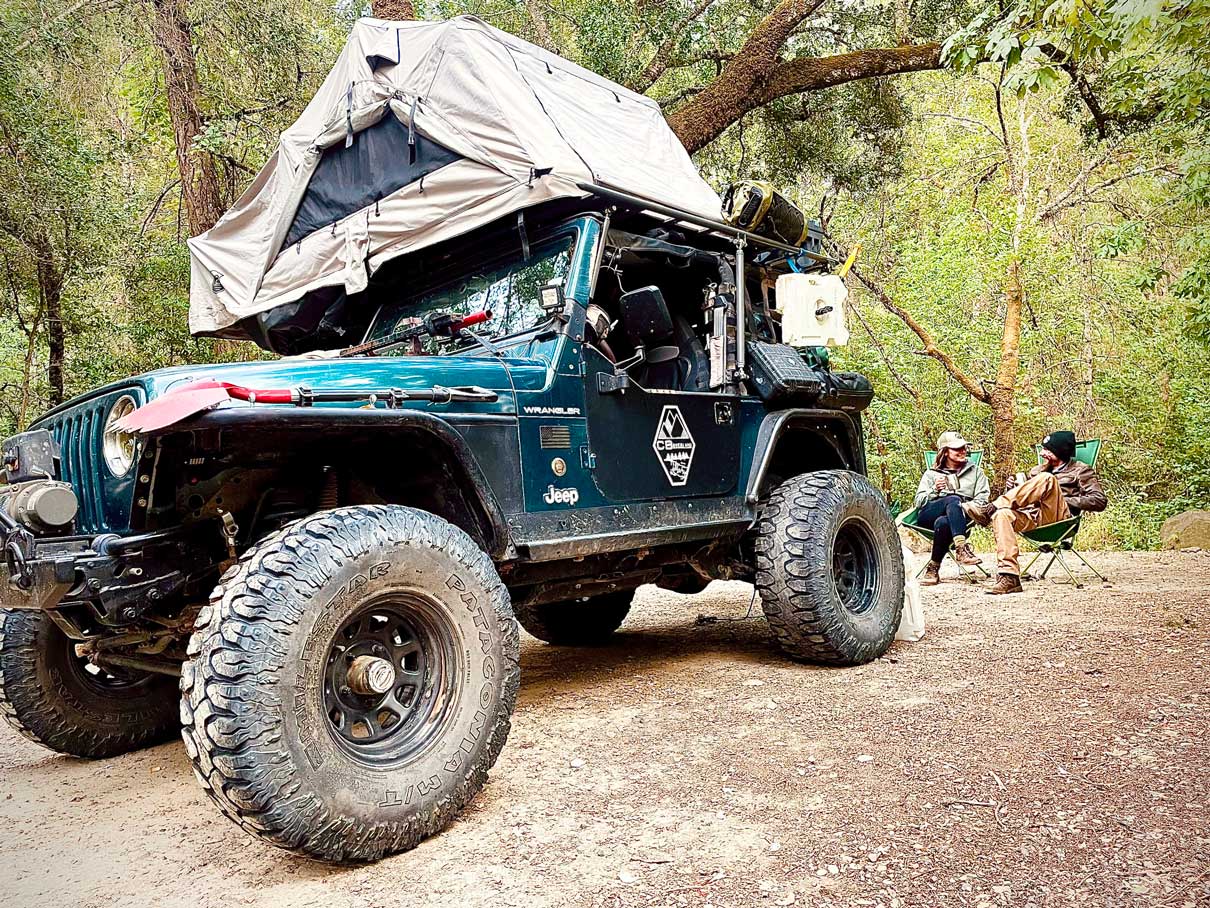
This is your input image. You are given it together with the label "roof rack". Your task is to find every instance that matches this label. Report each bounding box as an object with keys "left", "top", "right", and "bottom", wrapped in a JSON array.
[{"left": 577, "top": 182, "right": 831, "bottom": 264}]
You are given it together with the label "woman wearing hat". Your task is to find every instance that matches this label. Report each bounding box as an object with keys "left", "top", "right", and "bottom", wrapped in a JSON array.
[{"left": 912, "top": 431, "right": 990, "bottom": 585}]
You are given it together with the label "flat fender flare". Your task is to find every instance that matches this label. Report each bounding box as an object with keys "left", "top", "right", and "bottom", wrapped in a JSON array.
[
  {"left": 143, "top": 407, "right": 515, "bottom": 559},
  {"left": 745, "top": 408, "right": 864, "bottom": 505}
]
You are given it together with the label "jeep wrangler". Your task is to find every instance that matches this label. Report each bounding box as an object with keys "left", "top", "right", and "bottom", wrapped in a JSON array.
[{"left": 0, "top": 191, "right": 903, "bottom": 862}]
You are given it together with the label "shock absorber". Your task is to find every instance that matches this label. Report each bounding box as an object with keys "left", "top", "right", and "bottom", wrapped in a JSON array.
[{"left": 318, "top": 467, "right": 340, "bottom": 510}]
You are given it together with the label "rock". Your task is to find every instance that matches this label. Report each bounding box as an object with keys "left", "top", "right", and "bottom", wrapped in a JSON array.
[
  {"left": 570, "top": 758, "right": 585, "bottom": 769},
  {"left": 618, "top": 870, "right": 635, "bottom": 884},
  {"left": 1160, "top": 510, "right": 1210, "bottom": 550}
]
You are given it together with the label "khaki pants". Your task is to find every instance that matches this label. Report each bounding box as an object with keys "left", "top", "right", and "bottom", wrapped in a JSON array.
[{"left": 991, "top": 473, "right": 1071, "bottom": 576}]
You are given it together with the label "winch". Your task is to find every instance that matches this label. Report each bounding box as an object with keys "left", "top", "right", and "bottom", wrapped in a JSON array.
[{"left": 0, "top": 429, "right": 78, "bottom": 533}]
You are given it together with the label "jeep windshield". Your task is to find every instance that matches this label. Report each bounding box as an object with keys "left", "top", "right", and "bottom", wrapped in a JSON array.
[{"left": 364, "top": 236, "right": 574, "bottom": 354}]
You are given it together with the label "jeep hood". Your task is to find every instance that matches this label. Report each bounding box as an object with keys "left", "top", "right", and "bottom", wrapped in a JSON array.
[{"left": 33, "top": 354, "right": 519, "bottom": 426}]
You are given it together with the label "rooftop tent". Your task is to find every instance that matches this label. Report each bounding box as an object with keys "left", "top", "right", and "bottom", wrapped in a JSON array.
[{"left": 187, "top": 15, "right": 723, "bottom": 349}]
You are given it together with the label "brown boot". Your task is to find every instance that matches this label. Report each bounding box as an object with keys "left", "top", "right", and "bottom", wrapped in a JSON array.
[
  {"left": 921, "top": 561, "right": 941, "bottom": 586},
  {"left": 985, "top": 572, "right": 1023, "bottom": 595},
  {"left": 962, "top": 501, "right": 995, "bottom": 528},
  {"left": 953, "top": 542, "right": 981, "bottom": 566}
]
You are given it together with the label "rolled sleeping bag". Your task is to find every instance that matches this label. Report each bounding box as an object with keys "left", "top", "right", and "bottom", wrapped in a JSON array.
[{"left": 721, "top": 180, "right": 810, "bottom": 247}]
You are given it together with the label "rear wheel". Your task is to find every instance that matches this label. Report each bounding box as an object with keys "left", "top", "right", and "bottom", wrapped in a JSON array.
[
  {"left": 514, "top": 589, "right": 634, "bottom": 645},
  {"left": 180, "top": 505, "right": 519, "bottom": 862},
  {"left": 753, "top": 470, "right": 903, "bottom": 665},
  {"left": 0, "top": 609, "right": 179, "bottom": 758}
]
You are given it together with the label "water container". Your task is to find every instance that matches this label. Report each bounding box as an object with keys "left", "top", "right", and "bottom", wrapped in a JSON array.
[{"left": 775, "top": 273, "right": 849, "bottom": 347}]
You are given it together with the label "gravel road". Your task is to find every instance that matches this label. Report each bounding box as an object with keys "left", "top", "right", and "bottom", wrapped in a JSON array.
[{"left": 1, "top": 551, "right": 1207, "bottom": 908}]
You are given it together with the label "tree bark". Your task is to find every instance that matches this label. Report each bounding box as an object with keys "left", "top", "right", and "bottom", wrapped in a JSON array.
[
  {"left": 148, "top": 0, "right": 225, "bottom": 237},
  {"left": 372, "top": 0, "right": 416, "bottom": 19},
  {"left": 668, "top": 40, "right": 942, "bottom": 153}
]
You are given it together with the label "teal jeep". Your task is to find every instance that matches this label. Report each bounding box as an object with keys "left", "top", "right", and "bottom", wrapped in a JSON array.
[{"left": 0, "top": 193, "right": 902, "bottom": 861}]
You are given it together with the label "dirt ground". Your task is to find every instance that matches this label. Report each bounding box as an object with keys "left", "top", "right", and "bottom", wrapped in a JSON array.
[{"left": 1, "top": 551, "right": 1208, "bottom": 908}]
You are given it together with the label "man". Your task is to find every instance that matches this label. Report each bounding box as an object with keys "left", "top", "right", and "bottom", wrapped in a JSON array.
[{"left": 965, "top": 431, "right": 1107, "bottom": 595}]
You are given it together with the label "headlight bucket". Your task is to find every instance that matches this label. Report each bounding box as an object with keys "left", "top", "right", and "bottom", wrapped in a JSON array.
[{"left": 102, "top": 395, "right": 138, "bottom": 476}]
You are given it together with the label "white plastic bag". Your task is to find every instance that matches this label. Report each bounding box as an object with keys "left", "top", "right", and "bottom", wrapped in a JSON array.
[{"left": 896, "top": 544, "right": 926, "bottom": 642}]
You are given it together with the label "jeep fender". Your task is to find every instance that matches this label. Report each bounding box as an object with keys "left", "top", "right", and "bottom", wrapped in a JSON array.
[
  {"left": 140, "top": 407, "right": 515, "bottom": 559},
  {"left": 745, "top": 409, "right": 865, "bottom": 504}
]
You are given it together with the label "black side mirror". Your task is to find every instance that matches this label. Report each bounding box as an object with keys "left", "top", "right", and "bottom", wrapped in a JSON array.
[{"left": 619, "top": 286, "right": 674, "bottom": 347}]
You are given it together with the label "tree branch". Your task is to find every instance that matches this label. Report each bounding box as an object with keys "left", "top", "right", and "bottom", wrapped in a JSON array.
[
  {"left": 631, "top": 0, "right": 717, "bottom": 92},
  {"left": 757, "top": 42, "right": 943, "bottom": 105}
]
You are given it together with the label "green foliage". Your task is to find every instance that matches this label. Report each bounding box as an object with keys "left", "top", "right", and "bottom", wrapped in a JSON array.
[{"left": 1, "top": 0, "right": 1205, "bottom": 549}]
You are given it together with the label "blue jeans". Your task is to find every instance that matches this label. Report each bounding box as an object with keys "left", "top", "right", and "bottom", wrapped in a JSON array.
[{"left": 917, "top": 495, "right": 969, "bottom": 564}]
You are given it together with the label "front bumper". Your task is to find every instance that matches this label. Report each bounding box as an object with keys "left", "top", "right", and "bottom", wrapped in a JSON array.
[{"left": 1, "top": 518, "right": 92, "bottom": 611}]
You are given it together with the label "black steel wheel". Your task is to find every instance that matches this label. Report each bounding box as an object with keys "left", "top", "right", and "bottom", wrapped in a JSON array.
[
  {"left": 753, "top": 470, "right": 903, "bottom": 665},
  {"left": 832, "top": 518, "right": 881, "bottom": 617},
  {"left": 323, "top": 598, "right": 458, "bottom": 762},
  {"left": 181, "top": 505, "right": 520, "bottom": 863},
  {"left": 0, "top": 609, "right": 179, "bottom": 758}
]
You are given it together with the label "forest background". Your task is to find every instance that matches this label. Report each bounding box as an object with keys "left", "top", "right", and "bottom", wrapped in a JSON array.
[{"left": 1, "top": 0, "right": 1207, "bottom": 548}]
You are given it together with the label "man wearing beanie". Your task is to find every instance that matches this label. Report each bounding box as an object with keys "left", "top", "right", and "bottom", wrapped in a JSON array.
[{"left": 966, "top": 430, "right": 1108, "bottom": 594}]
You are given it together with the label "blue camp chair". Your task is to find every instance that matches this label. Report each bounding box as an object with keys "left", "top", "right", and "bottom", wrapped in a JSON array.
[
  {"left": 897, "top": 450, "right": 990, "bottom": 583},
  {"left": 1021, "top": 439, "right": 1107, "bottom": 587}
]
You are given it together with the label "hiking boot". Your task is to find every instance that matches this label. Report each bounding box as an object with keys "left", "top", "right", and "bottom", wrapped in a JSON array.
[
  {"left": 921, "top": 561, "right": 941, "bottom": 586},
  {"left": 953, "top": 542, "right": 981, "bottom": 566},
  {"left": 962, "top": 500, "right": 995, "bottom": 527},
  {"left": 985, "top": 572, "right": 1023, "bottom": 595}
]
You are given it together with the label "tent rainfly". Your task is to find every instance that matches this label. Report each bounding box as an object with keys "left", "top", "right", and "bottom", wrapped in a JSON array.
[{"left": 187, "top": 15, "right": 723, "bottom": 344}]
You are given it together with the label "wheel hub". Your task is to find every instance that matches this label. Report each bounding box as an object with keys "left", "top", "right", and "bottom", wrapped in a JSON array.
[{"left": 347, "top": 655, "right": 396, "bottom": 695}]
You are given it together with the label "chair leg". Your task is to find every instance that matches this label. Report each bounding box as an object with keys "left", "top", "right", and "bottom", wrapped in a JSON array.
[
  {"left": 1069, "top": 547, "right": 1107, "bottom": 582},
  {"left": 1022, "top": 549, "right": 1043, "bottom": 577},
  {"left": 1051, "top": 550, "right": 1084, "bottom": 588},
  {"left": 1037, "top": 549, "right": 1058, "bottom": 580}
]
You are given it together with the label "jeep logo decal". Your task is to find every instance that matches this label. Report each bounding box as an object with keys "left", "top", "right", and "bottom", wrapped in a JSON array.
[
  {"left": 543, "top": 485, "right": 580, "bottom": 506},
  {"left": 652, "top": 405, "right": 695, "bottom": 486}
]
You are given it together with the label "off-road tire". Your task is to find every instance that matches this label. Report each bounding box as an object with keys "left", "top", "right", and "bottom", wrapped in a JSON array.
[
  {"left": 514, "top": 589, "right": 634, "bottom": 645},
  {"left": 180, "top": 505, "right": 520, "bottom": 862},
  {"left": 754, "top": 470, "right": 903, "bottom": 665},
  {"left": 0, "top": 609, "right": 179, "bottom": 758}
]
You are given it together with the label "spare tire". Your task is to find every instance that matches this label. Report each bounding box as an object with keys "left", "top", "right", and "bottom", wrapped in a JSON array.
[{"left": 753, "top": 470, "right": 903, "bottom": 665}]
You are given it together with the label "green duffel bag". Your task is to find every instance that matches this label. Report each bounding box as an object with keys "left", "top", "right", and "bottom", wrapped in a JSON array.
[{"left": 722, "top": 180, "right": 810, "bottom": 247}]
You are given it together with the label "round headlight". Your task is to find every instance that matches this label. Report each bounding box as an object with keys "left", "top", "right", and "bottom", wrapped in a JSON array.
[{"left": 103, "top": 395, "right": 139, "bottom": 476}]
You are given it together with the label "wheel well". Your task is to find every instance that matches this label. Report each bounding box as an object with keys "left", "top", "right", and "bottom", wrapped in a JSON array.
[
  {"left": 145, "top": 419, "right": 511, "bottom": 559},
  {"left": 754, "top": 417, "right": 863, "bottom": 500}
]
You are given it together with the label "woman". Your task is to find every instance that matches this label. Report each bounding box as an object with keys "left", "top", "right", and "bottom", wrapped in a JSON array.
[{"left": 912, "top": 431, "right": 990, "bottom": 585}]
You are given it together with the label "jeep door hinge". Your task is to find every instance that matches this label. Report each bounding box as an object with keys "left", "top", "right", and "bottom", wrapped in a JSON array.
[{"left": 579, "top": 444, "right": 596, "bottom": 470}]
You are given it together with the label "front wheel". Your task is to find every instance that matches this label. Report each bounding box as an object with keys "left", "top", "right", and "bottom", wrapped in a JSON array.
[
  {"left": 753, "top": 470, "right": 904, "bottom": 665},
  {"left": 0, "top": 609, "right": 179, "bottom": 758},
  {"left": 180, "top": 505, "right": 520, "bottom": 862}
]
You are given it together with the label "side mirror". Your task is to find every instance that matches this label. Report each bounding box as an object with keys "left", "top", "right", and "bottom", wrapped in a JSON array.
[{"left": 619, "top": 286, "right": 674, "bottom": 346}]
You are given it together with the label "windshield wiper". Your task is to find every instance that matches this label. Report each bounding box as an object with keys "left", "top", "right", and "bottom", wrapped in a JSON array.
[{"left": 340, "top": 309, "right": 492, "bottom": 357}]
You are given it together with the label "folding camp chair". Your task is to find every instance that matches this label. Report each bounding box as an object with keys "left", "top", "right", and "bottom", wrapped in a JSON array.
[
  {"left": 897, "top": 450, "right": 991, "bottom": 583},
  {"left": 1020, "top": 439, "right": 1107, "bottom": 587}
]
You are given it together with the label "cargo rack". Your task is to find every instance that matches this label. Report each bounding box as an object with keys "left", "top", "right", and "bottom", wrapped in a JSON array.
[{"left": 577, "top": 182, "right": 832, "bottom": 264}]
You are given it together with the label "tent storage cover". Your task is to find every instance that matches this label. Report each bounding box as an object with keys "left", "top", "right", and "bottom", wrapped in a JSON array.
[{"left": 187, "top": 15, "right": 723, "bottom": 343}]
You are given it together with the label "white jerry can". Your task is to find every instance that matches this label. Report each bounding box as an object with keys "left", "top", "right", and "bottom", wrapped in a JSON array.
[{"left": 775, "top": 273, "right": 849, "bottom": 347}]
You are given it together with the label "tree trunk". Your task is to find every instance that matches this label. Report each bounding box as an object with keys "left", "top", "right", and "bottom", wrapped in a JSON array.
[
  {"left": 372, "top": 0, "right": 416, "bottom": 19},
  {"left": 149, "top": 0, "right": 225, "bottom": 236},
  {"left": 988, "top": 100, "right": 1032, "bottom": 490},
  {"left": 37, "top": 258, "right": 66, "bottom": 407}
]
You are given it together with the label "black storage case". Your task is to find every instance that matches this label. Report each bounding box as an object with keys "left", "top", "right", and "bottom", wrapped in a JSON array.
[{"left": 746, "top": 342, "right": 825, "bottom": 403}]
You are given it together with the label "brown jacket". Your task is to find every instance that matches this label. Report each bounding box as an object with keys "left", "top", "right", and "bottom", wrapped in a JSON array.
[{"left": 1027, "top": 460, "right": 1108, "bottom": 513}]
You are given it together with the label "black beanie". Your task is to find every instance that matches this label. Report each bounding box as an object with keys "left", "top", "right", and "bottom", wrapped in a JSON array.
[{"left": 1041, "top": 430, "right": 1076, "bottom": 462}]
